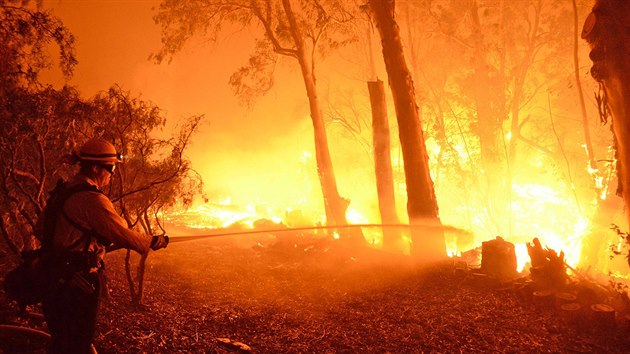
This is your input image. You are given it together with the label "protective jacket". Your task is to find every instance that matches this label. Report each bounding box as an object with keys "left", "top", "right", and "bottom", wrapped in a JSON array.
[{"left": 35, "top": 174, "right": 153, "bottom": 261}]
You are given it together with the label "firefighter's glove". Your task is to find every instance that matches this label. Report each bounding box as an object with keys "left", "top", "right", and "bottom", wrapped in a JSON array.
[{"left": 150, "top": 234, "right": 169, "bottom": 251}]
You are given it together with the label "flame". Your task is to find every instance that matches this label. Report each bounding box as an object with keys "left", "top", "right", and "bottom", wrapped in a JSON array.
[
  {"left": 168, "top": 179, "right": 592, "bottom": 270},
  {"left": 442, "top": 181, "right": 592, "bottom": 271},
  {"left": 165, "top": 136, "right": 623, "bottom": 278},
  {"left": 514, "top": 244, "right": 529, "bottom": 272},
  {"left": 447, "top": 249, "right": 460, "bottom": 258},
  {"left": 510, "top": 184, "right": 589, "bottom": 268},
  {"left": 165, "top": 202, "right": 284, "bottom": 230}
]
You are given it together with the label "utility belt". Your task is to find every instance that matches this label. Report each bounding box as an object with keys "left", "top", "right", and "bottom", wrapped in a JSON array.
[
  {"left": 46, "top": 251, "right": 103, "bottom": 274},
  {"left": 47, "top": 251, "right": 105, "bottom": 295}
]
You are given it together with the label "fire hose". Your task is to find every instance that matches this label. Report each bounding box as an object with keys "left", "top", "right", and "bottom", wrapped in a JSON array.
[
  {"left": 105, "top": 223, "right": 425, "bottom": 252},
  {"left": 0, "top": 324, "right": 97, "bottom": 353},
  {"left": 166, "top": 223, "right": 428, "bottom": 243}
]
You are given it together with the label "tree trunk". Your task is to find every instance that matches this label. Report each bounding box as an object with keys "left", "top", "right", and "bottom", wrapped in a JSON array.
[
  {"left": 366, "top": 19, "right": 400, "bottom": 250},
  {"left": 469, "top": 0, "right": 509, "bottom": 235},
  {"left": 572, "top": 0, "right": 596, "bottom": 170},
  {"left": 124, "top": 250, "right": 138, "bottom": 305},
  {"left": 124, "top": 250, "right": 148, "bottom": 307},
  {"left": 469, "top": 0, "right": 502, "bottom": 168},
  {"left": 368, "top": 80, "right": 400, "bottom": 249},
  {"left": 399, "top": 3, "right": 451, "bottom": 217},
  {"left": 582, "top": 0, "right": 630, "bottom": 229},
  {"left": 368, "top": 0, "right": 445, "bottom": 260},
  {"left": 282, "top": 0, "right": 362, "bottom": 244}
]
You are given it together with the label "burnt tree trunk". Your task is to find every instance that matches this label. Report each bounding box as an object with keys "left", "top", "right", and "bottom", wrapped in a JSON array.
[
  {"left": 368, "top": 80, "right": 400, "bottom": 249},
  {"left": 582, "top": 0, "right": 630, "bottom": 228},
  {"left": 282, "top": 0, "right": 362, "bottom": 244},
  {"left": 368, "top": 0, "right": 445, "bottom": 260}
]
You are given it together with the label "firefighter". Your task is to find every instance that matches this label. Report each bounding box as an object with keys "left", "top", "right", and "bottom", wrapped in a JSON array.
[{"left": 36, "top": 138, "right": 169, "bottom": 354}]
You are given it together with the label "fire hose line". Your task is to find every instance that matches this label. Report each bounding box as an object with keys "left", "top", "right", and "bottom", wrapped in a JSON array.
[
  {"left": 0, "top": 323, "right": 51, "bottom": 339},
  {"left": 0, "top": 324, "right": 98, "bottom": 353},
  {"left": 0, "top": 325, "right": 52, "bottom": 353},
  {"left": 167, "top": 223, "right": 424, "bottom": 243}
]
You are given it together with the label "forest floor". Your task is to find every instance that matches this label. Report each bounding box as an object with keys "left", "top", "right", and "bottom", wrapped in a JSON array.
[{"left": 2, "top": 233, "right": 630, "bottom": 353}]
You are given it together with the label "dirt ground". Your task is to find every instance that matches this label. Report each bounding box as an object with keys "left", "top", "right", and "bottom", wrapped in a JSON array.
[{"left": 2, "top": 234, "right": 630, "bottom": 353}]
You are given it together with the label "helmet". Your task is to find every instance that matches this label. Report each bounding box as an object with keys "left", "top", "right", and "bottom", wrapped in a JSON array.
[{"left": 78, "top": 139, "right": 122, "bottom": 164}]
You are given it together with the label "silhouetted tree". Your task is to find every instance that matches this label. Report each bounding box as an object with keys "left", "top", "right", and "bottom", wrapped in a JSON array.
[
  {"left": 0, "top": 1, "right": 78, "bottom": 253},
  {"left": 0, "top": 0, "right": 76, "bottom": 88},
  {"left": 0, "top": 2, "right": 203, "bottom": 306}
]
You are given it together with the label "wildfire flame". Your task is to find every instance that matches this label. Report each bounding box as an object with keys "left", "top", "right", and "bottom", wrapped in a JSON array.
[{"left": 164, "top": 143, "right": 624, "bottom": 277}]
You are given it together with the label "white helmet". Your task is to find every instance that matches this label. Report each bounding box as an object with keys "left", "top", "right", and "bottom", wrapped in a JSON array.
[{"left": 78, "top": 139, "right": 122, "bottom": 164}]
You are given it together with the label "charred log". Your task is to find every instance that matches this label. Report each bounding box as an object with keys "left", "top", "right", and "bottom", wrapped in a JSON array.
[
  {"left": 533, "top": 289, "right": 556, "bottom": 309},
  {"left": 555, "top": 292, "right": 578, "bottom": 308},
  {"left": 590, "top": 303, "right": 616, "bottom": 330},
  {"left": 560, "top": 302, "right": 583, "bottom": 326},
  {"left": 480, "top": 236, "right": 517, "bottom": 279},
  {"left": 526, "top": 238, "right": 569, "bottom": 289}
]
